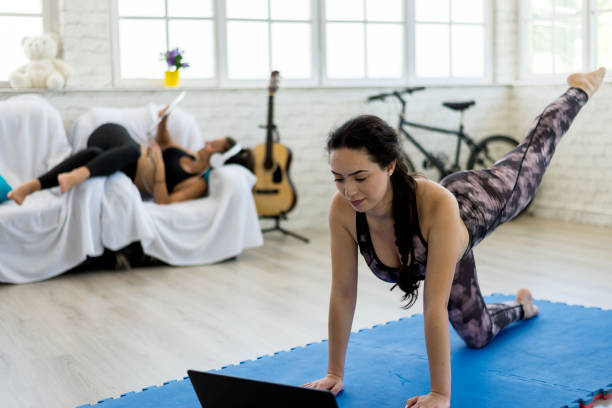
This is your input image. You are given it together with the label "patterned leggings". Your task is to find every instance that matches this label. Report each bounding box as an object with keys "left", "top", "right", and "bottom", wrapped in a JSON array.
[{"left": 439, "top": 88, "right": 588, "bottom": 348}]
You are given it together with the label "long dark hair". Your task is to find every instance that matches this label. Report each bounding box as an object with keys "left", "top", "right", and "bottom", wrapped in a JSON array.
[
  {"left": 327, "top": 115, "right": 421, "bottom": 309},
  {"left": 224, "top": 136, "right": 255, "bottom": 173}
]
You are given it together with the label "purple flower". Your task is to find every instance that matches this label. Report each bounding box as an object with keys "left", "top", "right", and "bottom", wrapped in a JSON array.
[{"left": 161, "top": 47, "right": 190, "bottom": 71}]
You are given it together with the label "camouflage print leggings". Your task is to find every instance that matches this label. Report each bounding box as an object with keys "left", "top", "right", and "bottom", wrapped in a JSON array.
[{"left": 439, "top": 87, "right": 588, "bottom": 348}]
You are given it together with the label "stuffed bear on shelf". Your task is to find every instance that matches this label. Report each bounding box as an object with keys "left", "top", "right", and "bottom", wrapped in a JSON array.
[{"left": 9, "top": 33, "right": 73, "bottom": 91}]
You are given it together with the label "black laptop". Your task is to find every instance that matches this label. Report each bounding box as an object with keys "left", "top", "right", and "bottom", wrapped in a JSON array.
[{"left": 187, "top": 369, "right": 339, "bottom": 408}]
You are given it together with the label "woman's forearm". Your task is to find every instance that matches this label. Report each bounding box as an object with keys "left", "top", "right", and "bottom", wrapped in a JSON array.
[
  {"left": 327, "top": 291, "right": 357, "bottom": 378},
  {"left": 152, "top": 165, "right": 170, "bottom": 204},
  {"left": 424, "top": 307, "right": 451, "bottom": 397},
  {"left": 155, "top": 117, "right": 170, "bottom": 145}
]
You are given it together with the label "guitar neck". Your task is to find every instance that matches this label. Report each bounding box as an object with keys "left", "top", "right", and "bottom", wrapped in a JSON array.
[{"left": 264, "top": 94, "right": 275, "bottom": 169}]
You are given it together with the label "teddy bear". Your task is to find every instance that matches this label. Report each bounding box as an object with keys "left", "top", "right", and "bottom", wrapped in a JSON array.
[{"left": 9, "top": 33, "right": 73, "bottom": 90}]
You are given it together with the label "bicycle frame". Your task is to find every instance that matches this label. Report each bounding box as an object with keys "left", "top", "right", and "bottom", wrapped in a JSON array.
[{"left": 395, "top": 96, "right": 479, "bottom": 179}]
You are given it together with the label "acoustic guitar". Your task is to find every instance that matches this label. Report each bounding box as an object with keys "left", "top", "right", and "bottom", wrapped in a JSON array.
[{"left": 252, "top": 71, "right": 297, "bottom": 217}]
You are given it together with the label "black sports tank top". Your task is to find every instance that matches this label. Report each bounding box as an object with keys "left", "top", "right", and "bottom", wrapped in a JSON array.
[
  {"left": 162, "top": 147, "right": 197, "bottom": 193},
  {"left": 355, "top": 212, "right": 429, "bottom": 283}
]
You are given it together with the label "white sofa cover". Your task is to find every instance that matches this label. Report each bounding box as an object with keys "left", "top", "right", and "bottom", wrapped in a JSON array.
[{"left": 0, "top": 95, "right": 263, "bottom": 283}]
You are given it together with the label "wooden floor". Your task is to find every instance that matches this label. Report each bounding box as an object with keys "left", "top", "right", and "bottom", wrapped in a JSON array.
[{"left": 1, "top": 216, "right": 610, "bottom": 408}]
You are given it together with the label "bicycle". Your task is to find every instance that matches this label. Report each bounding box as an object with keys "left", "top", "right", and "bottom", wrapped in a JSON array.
[{"left": 367, "top": 87, "right": 521, "bottom": 181}]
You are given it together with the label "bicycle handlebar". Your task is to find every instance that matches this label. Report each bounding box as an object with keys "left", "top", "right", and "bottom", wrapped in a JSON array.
[{"left": 367, "top": 87, "right": 426, "bottom": 102}]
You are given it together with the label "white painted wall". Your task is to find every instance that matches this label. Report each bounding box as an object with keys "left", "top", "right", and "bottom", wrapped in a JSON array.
[{"left": 1, "top": 0, "right": 610, "bottom": 230}]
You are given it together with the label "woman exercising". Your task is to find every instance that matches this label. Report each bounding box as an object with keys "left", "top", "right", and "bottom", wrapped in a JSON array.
[
  {"left": 304, "top": 68, "right": 606, "bottom": 408},
  {"left": 8, "top": 107, "right": 254, "bottom": 206}
]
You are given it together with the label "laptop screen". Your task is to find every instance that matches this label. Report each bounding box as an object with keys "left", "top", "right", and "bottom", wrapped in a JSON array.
[{"left": 187, "top": 369, "right": 339, "bottom": 408}]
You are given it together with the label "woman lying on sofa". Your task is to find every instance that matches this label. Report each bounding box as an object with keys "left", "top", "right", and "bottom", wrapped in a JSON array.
[{"left": 8, "top": 107, "right": 254, "bottom": 205}]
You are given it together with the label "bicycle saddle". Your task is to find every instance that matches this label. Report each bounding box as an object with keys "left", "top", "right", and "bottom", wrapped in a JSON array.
[{"left": 442, "top": 101, "right": 475, "bottom": 111}]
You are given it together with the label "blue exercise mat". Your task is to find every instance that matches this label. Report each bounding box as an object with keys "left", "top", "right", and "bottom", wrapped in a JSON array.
[{"left": 77, "top": 295, "right": 611, "bottom": 408}]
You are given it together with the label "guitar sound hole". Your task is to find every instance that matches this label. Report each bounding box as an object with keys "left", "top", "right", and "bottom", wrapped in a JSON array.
[{"left": 273, "top": 165, "right": 283, "bottom": 183}]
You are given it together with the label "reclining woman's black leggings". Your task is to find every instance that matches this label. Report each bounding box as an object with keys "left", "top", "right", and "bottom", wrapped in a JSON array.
[
  {"left": 38, "top": 123, "right": 141, "bottom": 189},
  {"left": 439, "top": 88, "right": 588, "bottom": 348}
]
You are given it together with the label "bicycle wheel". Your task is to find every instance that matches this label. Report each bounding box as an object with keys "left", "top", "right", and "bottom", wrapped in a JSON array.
[{"left": 466, "top": 135, "right": 519, "bottom": 170}]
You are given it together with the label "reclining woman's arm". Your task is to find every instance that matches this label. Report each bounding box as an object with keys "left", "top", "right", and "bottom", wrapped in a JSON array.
[
  {"left": 155, "top": 106, "right": 173, "bottom": 149},
  {"left": 150, "top": 140, "right": 207, "bottom": 204}
]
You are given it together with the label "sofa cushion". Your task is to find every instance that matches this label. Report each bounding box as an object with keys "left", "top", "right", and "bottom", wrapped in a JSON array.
[{"left": 0, "top": 94, "right": 72, "bottom": 184}]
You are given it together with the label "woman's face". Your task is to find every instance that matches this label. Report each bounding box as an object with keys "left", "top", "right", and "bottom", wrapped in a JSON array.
[
  {"left": 204, "top": 137, "right": 229, "bottom": 154},
  {"left": 329, "top": 147, "right": 395, "bottom": 213}
]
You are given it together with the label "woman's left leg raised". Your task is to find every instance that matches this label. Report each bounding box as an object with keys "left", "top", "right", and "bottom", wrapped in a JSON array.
[
  {"left": 442, "top": 68, "right": 604, "bottom": 249},
  {"left": 441, "top": 68, "right": 605, "bottom": 348}
]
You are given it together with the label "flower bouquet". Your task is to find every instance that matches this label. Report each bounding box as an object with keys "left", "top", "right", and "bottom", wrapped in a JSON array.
[{"left": 161, "top": 48, "right": 189, "bottom": 87}]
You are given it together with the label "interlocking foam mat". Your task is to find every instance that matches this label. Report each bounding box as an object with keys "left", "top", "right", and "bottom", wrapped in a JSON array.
[{"left": 78, "top": 295, "right": 611, "bottom": 408}]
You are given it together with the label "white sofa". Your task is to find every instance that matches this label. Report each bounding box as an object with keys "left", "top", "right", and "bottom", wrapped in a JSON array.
[{"left": 0, "top": 95, "right": 263, "bottom": 283}]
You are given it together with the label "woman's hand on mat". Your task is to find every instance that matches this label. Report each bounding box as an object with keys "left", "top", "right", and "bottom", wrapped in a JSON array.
[
  {"left": 302, "top": 373, "right": 343, "bottom": 395},
  {"left": 405, "top": 391, "right": 450, "bottom": 408}
]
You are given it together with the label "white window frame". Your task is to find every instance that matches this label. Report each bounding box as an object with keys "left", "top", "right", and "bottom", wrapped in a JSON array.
[
  {"left": 0, "top": 0, "right": 57, "bottom": 87},
  {"left": 320, "top": 0, "right": 409, "bottom": 87},
  {"left": 407, "top": 0, "right": 494, "bottom": 86},
  {"left": 109, "top": 0, "right": 493, "bottom": 89},
  {"left": 519, "top": 0, "right": 596, "bottom": 83},
  {"left": 320, "top": 0, "right": 493, "bottom": 87},
  {"left": 110, "top": 0, "right": 319, "bottom": 88},
  {"left": 219, "top": 0, "right": 319, "bottom": 88},
  {"left": 110, "top": 0, "right": 218, "bottom": 88},
  {"left": 590, "top": 0, "right": 612, "bottom": 75}
]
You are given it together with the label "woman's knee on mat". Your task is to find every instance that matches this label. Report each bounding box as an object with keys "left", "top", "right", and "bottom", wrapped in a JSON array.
[
  {"left": 449, "top": 314, "right": 494, "bottom": 348},
  {"left": 463, "top": 335, "right": 492, "bottom": 349}
]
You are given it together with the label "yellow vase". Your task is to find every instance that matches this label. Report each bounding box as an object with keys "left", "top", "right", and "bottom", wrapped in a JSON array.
[{"left": 164, "top": 70, "right": 180, "bottom": 87}]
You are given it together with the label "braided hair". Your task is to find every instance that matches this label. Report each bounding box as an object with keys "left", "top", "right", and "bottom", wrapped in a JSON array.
[{"left": 327, "top": 115, "right": 421, "bottom": 309}]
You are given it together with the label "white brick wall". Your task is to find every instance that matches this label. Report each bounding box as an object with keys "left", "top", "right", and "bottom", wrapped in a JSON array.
[
  {"left": 1, "top": 0, "right": 611, "bottom": 229},
  {"left": 493, "top": 0, "right": 518, "bottom": 84},
  {"left": 61, "top": 0, "right": 113, "bottom": 88}
]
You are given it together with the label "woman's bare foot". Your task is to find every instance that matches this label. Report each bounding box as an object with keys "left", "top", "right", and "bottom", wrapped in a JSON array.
[
  {"left": 516, "top": 288, "right": 539, "bottom": 319},
  {"left": 567, "top": 67, "right": 606, "bottom": 98},
  {"left": 7, "top": 179, "right": 41, "bottom": 205},
  {"left": 58, "top": 167, "right": 90, "bottom": 194}
]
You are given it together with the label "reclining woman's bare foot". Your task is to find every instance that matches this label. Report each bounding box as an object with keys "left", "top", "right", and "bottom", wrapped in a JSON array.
[
  {"left": 7, "top": 179, "right": 41, "bottom": 205},
  {"left": 58, "top": 167, "right": 90, "bottom": 194},
  {"left": 516, "top": 288, "right": 539, "bottom": 319},
  {"left": 567, "top": 67, "right": 606, "bottom": 98}
]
